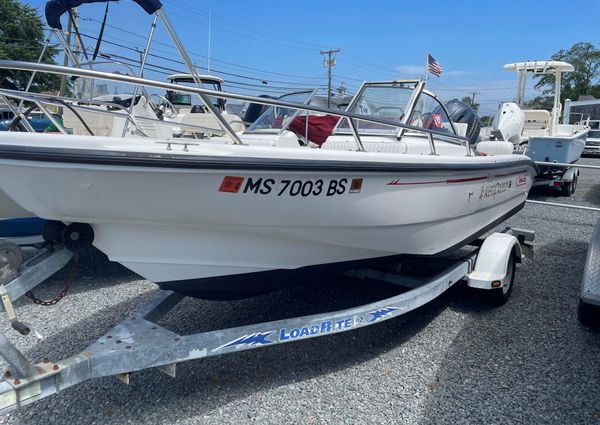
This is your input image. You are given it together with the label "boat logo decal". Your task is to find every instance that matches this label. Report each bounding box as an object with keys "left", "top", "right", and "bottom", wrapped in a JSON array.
[
  {"left": 478, "top": 179, "right": 513, "bottom": 200},
  {"left": 222, "top": 176, "right": 357, "bottom": 197},
  {"left": 516, "top": 175, "right": 527, "bottom": 186},
  {"left": 368, "top": 307, "right": 399, "bottom": 322},
  {"left": 212, "top": 331, "right": 274, "bottom": 352},
  {"left": 218, "top": 176, "right": 245, "bottom": 193},
  {"left": 432, "top": 113, "right": 443, "bottom": 128}
]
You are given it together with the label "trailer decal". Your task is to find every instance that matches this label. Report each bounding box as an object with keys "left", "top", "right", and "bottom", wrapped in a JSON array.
[
  {"left": 212, "top": 331, "right": 274, "bottom": 351},
  {"left": 368, "top": 307, "right": 399, "bottom": 322}
]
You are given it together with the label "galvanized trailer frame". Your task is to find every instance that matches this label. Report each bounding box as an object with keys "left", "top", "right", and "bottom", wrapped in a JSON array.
[
  {"left": 0, "top": 228, "right": 533, "bottom": 413},
  {"left": 579, "top": 219, "right": 600, "bottom": 326}
]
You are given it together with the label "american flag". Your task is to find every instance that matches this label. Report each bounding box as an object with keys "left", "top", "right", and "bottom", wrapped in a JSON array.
[{"left": 427, "top": 54, "right": 443, "bottom": 77}]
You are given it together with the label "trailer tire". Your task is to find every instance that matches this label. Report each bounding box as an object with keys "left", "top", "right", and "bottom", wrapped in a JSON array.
[
  {"left": 484, "top": 249, "right": 516, "bottom": 306},
  {"left": 561, "top": 172, "right": 577, "bottom": 197},
  {"left": 578, "top": 300, "right": 600, "bottom": 327}
]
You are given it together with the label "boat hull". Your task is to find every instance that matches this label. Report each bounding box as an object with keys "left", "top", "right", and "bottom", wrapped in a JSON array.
[
  {"left": 526, "top": 131, "right": 587, "bottom": 164},
  {"left": 0, "top": 189, "right": 33, "bottom": 221},
  {"left": 0, "top": 134, "right": 537, "bottom": 299}
]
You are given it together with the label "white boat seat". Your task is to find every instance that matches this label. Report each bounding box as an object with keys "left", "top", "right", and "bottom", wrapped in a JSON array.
[
  {"left": 522, "top": 109, "right": 549, "bottom": 130},
  {"left": 63, "top": 108, "right": 115, "bottom": 136},
  {"left": 475, "top": 141, "right": 514, "bottom": 156},
  {"left": 180, "top": 112, "right": 245, "bottom": 135}
]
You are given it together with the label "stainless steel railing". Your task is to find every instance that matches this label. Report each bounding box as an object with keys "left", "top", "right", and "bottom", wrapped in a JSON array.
[{"left": 0, "top": 60, "right": 473, "bottom": 155}]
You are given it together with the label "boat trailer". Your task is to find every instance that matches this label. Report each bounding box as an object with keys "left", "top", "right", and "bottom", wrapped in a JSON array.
[
  {"left": 0, "top": 228, "right": 533, "bottom": 413},
  {"left": 532, "top": 160, "right": 582, "bottom": 197}
]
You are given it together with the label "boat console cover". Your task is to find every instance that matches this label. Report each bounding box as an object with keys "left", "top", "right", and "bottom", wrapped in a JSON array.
[{"left": 288, "top": 116, "right": 340, "bottom": 146}]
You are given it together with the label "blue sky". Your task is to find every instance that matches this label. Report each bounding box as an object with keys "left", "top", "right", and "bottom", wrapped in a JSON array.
[{"left": 22, "top": 0, "right": 600, "bottom": 115}]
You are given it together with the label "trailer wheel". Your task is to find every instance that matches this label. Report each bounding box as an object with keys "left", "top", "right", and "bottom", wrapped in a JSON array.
[
  {"left": 561, "top": 172, "right": 578, "bottom": 197},
  {"left": 484, "top": 249, "right": 516, "bottom": 306},
  {"left": 578, "top": 300, "right": 600, "bottom": 327}
]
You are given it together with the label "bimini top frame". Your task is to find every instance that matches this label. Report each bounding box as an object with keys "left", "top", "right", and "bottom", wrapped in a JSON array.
[
  {"left": 0, "top": 60, "right": 473, "bottom": 156},
  {"left": 503, "top": 60, "right": 575, "bottom": 134}
]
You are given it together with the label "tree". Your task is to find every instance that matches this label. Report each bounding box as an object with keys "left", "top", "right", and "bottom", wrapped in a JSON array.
[
  {"left": 0, "top": 0, "right": 61, "bottom": 92},
  {"left": 480, "top": 115, "right": 493, "bottom": 126},
  {"left": 533, "top": 42, "right": 600, "bottom": 103},
  {"left": 461, "top": 96, "right": 480, "bottom": 112},
  {"left": 523, "top": 95, "right": 553, "bottom": 110}
]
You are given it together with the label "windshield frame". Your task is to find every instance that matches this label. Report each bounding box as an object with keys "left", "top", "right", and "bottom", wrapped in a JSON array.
[
  {"left": 243, "top": 90, "right": 317, "bottom": 134},
  {"left": 329, "top": 79, "right": 461, "bottom": 139}
]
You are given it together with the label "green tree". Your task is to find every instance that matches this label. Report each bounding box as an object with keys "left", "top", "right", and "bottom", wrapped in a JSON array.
[
  {"left": 0, "top": 0, "right": 61, "bottom": 92},
  {"left": 461, "top": 96, "right": 480, "bottom": 112},
  {"left": 480, "top": 115, "right": 493, "bottom": 126},
  {"left": 523, "top": 95, "right": 553, "bottom": 110},
  {"left": 533, "top": 42, "right": 600, "bottom": 103}
]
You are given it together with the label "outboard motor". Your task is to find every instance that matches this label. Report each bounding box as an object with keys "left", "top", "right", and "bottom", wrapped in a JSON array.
[
  {"left": 491, "top": 102, "right": 525, "bottom": 145},
  {"left": 244, "top": 95, "right": 276, "bottom": 124},
  {"left": 444, "top": 99, "right": 481, "bottom": 145}
]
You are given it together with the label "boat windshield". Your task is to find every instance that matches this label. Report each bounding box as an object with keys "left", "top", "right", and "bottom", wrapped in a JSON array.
[
  {"left": 335, "top": 82, "right": 455, "bottom": 136},
  {"left": 166, "top": 80, "right": 224, "bottom": 110},
  {"left": 246, "top": 91, "right": 313, "bottom": 132},
  {"left": 336, "top": 83, "right": 415, "bottom": 134}
]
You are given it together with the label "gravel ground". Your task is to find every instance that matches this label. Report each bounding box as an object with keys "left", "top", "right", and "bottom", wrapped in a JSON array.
[{"left": 1, "top": 159, "right": 599, "bottom": 424}]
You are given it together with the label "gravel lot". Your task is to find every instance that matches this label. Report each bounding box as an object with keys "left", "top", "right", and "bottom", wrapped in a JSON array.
[{"left": 1, "top": 158, "right": 599, "bottom": 425}]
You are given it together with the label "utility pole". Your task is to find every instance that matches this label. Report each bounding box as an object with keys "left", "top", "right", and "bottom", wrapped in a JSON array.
[
  {"left": 58, "top": 12, "right": 73, "bottom": 99},
  {"left": 320, "top": 48, "right": 340, "bottom": 108},
  {"left": 471, "top": 91, "right": 480, "bottom": 104}
]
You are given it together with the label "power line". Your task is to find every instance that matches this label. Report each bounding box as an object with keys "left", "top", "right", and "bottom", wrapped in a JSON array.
[
  {"left": 75, "top": 31, "right": 326, "bottom": 91},
  {"left": 76, "top": 16, "right": 326, "bottom": 83}
]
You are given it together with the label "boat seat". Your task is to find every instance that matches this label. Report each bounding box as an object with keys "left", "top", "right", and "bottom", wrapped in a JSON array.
[
  {"left": 322, "top": 140, "right": 407, "bottom": 153},
  {"left": 522, "top": 109, "right": 549, "bottom": 130},
  {"left": 180, "top": 112, "right": 245, "bottom": 136},
  {"left": 63, "top": 108, "right": 115, "bottom": 136},
  {"left": 475, "top": 141, "right": 514, "bottom": 156}
]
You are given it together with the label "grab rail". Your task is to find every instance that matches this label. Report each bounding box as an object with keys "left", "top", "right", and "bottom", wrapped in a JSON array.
[
  {"left": 0, "top": 88, "right": 226, "bottom": 137},
  {"left": 0, "top": 60, "right": 473, "bottom": 155}
]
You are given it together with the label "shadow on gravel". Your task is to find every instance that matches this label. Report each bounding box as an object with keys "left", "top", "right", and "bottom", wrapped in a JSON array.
[
  {"left": 582, "top": 184, "right": 600, "bottom": 207},
  {"left": 9, "top": 271, "right": 464, "bottom": 424},
  {"left": 419, "top": 237, "right": 600, "bottom": 424}
]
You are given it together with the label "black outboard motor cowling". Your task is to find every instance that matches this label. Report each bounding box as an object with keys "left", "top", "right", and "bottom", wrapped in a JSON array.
[
  {"left": 244, "top": 95, "right": 276, "bottom": 124},
  {"left": 444, "top": 99, "right": 481, "bottom": 145}
]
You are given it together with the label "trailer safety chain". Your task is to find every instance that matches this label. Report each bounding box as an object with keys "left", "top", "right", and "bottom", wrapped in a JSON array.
[{"left": 25, "top": 254, "right": 79, "bottom": 306}]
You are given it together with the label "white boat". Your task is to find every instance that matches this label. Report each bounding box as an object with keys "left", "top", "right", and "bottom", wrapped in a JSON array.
[
  {"left": 0, "top": 63, "right": 537, "bottom": 299},
  {"left": 493, "top": 61, "right": 589, "bottom": 163}
]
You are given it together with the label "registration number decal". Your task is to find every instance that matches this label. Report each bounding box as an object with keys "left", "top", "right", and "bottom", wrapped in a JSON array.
[{"left": 218, "top": 176, "right": 363, "bottom": 197}]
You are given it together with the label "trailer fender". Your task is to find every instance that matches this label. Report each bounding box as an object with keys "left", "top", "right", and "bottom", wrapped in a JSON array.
[
  {"left": 467, "top": 233, "right": 521, "bottom": 290},
  {"left": 562, "top": 167, "right": 578, "bottom": 182}
]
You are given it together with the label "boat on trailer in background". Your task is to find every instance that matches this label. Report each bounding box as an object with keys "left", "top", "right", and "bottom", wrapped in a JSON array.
[{"left": 491, "top": 61, "right": 590, "bottom": 196}]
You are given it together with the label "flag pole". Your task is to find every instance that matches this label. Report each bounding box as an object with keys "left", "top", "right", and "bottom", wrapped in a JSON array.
[{"left": 424, "top": 50, "right": 428, "bottom": 87}]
